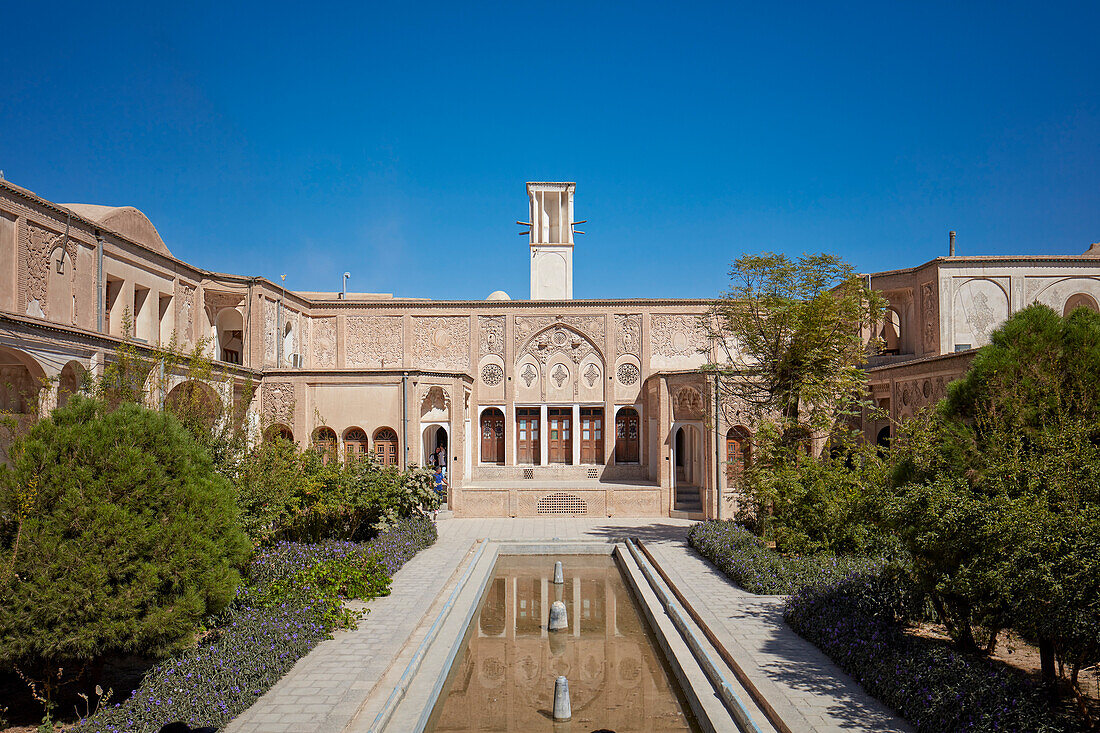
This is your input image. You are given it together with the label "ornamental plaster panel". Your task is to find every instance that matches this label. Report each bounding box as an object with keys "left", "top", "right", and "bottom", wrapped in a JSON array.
[
  {"left": 651, "top": 314, "right": 707, "bottom": 358},
  {"left": 615, "top": 314, "right": 642, "bottom": 357},
  {"left": 479, "top": 315, "right": 505, "bottom": 357},
  {"left": 420, "top": 385, "right": 450, "bottom": 420},
  {"left": 24, "top": 223, "right": 64, "bottom": 316},
  {"left": 311, "top": 317, "right": 337, "bottom": 368},
  {"left": 413, "top": 316, "right": 470, "bottom": 371},
  {"left": 514, "top": 314, "right": 605, "bottom": 356},
  {"left": 177, "top": 281, "right": 196, "bottom": 345},
  {"left": 920, "top": 281, "right": 938, "bottom": 354},
  {"left": 673, "top": 386, "right": 704, "bottom": 420},
  {"left": 893, "top": 376, "right": 949, "bottom": 420},
  {"left": 346, "top": 316, "right": 403, "bottom": 368},
  {"left": 952, "top": 278, "right": 1009, "bottom": 348},
  {"left": 262, "top": 297, "right": 276, "bottom": 364},
  {"left": 262, "top": 381, "right": 295, "bottom": 426}
]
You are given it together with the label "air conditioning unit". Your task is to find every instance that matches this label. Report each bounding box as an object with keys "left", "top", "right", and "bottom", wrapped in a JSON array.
[{"left": 289, "top": 353, "right": 303, "bottom": 368}]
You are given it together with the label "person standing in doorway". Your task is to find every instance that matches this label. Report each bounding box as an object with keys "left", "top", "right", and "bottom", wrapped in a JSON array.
[{"left": 435, "top": 443, "right": 447, "bottom": 477}]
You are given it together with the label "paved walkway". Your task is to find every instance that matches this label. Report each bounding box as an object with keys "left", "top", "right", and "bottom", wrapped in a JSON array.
[{"left": 225, "top": 518, "right": 910, "bottom": 733}]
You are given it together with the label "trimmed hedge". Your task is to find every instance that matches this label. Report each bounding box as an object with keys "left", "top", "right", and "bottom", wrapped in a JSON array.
[
  {"left": 687, "top": 520, "right": 881, "bottom": 595},
  {"left": 785, "top": 574, "right": 1085, "bottom": 733},
  {"left": 77, "top": 516, "right": 437, "bottom": 733}
]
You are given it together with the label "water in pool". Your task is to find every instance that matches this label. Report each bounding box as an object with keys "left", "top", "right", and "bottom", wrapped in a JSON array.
[{"left": 426, "top": 554, "right": 700, "bottom": 732}]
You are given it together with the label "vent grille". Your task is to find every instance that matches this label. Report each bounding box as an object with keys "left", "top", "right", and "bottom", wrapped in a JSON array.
[
  {"left": 537, "top": 493, "right": 587, "bottom": 515},
  {"left": 587, "top": 468, "right": 599, "bottom": 479},
  {"left": 523, "top": 468, "right": 534, "bottom": 480}
]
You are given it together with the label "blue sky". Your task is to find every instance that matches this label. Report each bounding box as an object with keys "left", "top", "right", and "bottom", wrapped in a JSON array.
[{"left": 2, "top": 1, "right": 1097, "bottom": 300}]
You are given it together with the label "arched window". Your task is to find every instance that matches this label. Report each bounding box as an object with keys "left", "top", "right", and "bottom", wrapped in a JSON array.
[
  {"left": 615, "top": 408, "right": 640, "bottom": 464},
  {"left": 373, "top": 427, "right": 399, "bottom": 467},
  {"left": 313, "top": 427, "right": 337, "bottom": 465},
  {"left": 726, "top": 426, "right": 752, "bottom": 482},
  {"left": 344, "top": 427, "right": 368, "bottom": 463},
  {"left": 1064, "top": 293, "right": 1099, "bottom": 316},
  {"left": 480, "top": 408, "right": 505, "bottom": 465},
  {"left": 264, "top": 424, "right": 294, "bottom": 443}
]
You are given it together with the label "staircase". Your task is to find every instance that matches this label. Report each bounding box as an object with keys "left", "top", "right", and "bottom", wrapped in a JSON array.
[{"left": 673, "top": 485, "right": 702, "bottom": 513}]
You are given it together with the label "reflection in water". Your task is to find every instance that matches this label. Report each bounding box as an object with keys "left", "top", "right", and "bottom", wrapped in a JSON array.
[{"left": 427, "top": 555, "right": 698, "bottom": 732}]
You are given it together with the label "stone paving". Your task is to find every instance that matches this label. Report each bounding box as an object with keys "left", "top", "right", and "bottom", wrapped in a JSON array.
[{"left": 225, "top": 518, "right": 911, "bottom": 733}]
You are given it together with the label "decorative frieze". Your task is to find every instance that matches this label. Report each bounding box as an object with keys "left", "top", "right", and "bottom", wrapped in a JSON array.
[
  {"left": 894, "top": 376, "right": 949, "bottom": 420},
  {"left": 674, "top": 386, "right": 704, "bottom": 419},
  {"left": 346, "top": 316, "right": 403, "bottom": 368},
  {"left": 413, "top": 316, "right": 470, "bottom": 371}
]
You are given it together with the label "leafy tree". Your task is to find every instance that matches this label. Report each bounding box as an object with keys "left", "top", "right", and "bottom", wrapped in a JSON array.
[
  {"left": 889, "top": 303, "right": 1100, "bottom": 693},
  {"left": 0, "top": 396, "right": 250, "bottom": 678},
  {"left": 705, "top": 252, "right": 885, "bottom": 447}
]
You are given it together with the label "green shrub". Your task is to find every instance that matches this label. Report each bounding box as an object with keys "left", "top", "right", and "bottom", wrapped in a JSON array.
[
  {"left": 0, "top": 396, "right": 250, "bottom": 673},
  {"left": 687, "top": 520, "right": 883, "bottom": 595},
  {"left": 232, "top": 442, "right": 440, "bottom": 545}
]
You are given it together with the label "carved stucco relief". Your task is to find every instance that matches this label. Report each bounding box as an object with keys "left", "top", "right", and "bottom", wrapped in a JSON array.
[
  {"left": 651, "top": 314, "right": 707, "bottom": 358},
  {"left": 479, "top": 315, "right": 505, "bottom": 357},
  {"left": 514, "top": 315, "right": 605, "bottom": 355},
  {"left": 346, "top": 316, "right": 403, "bottom": 368},
  {"left": 262, "top": 297, "right": 276, "bottom": 364},
  {"left": 262, "top": 381, "right": 295, "bottom": 426},
  {"left": 413, "top": 316, "right": 470, "bottom": 370},
  {"left": 312, "top": 317, "right": 337, "bottom": 368},
  {"left": 517, "top": 323, "right": 600, "bottom": 366},
  {"left": 615, "top": 314, "right": 641, "bottom": 357},
  {"left": 674, "top": 386, "right": 704, "bottom": 419},
  {"left": 893, "top": 376, "right": 950, "bottom": 420},
  {"left": 176, "top": 282, "right": 196, "bottom": 345},
  {"left": 920, "top": 282, "right": 938, "bottom": 354},
  {"left": 24, "top": 223, "right": 66, "bottom": 315}
]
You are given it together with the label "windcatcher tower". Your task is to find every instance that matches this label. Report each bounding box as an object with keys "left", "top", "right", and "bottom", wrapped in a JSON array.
[{"left": 526, "top": 182, "right": 576, "bottom": 299}]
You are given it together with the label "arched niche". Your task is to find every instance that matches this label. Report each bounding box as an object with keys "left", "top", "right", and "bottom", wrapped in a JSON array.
[
  {"left": 57, "top": 361, "right": 87, "bottom": 409},
  {"left": 47, "top": 246, "right": 75, "bottom": 325},
  {"left": 0, "top": 346, "right": 47, "bottom": 415},
  {"left": 1064, "top": 292, "right": 1099, "bottom": 316},
  {"left": 165, "top": 379, "right": 223, "bottom": 430},
  {"left": 577, "top": 354, "right": 604, "bottom": 403},
  {"left": 477, "top": 355, "right": 505, "bottom": 402},
  {"left": 264, "top": 424, "right": 294, "bottom": 443},
  {"left": 215, "top": 307, "right": 245, "bottom": 364},
  {"left": 953, "top": 278, "right": 1009, "bottom": 348},
  {"left": 514, "top": 356, "right": 540, "bottom": 403},
  {"left": 613, "top": 355, "right": 642, "bottom": 402},
  {"left": 545, "top": 360, "right": 573, "bottom": 403}
]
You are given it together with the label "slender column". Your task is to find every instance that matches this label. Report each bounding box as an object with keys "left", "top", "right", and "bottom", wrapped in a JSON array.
[
  {"left": 540, "top": 404, "right": 549, "bottom": 466},
  {"left": 572, "top": 403, "right": 581, "bottom": 466}
]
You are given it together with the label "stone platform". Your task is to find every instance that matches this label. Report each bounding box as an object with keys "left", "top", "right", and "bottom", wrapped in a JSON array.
[{"left": 453, "top": 477, "right": 666, "bottom": 517}]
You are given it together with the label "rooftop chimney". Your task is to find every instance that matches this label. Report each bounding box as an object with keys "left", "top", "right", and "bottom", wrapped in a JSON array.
[{"left": 949, "top": 231, "right": 956, "bottom": 257}]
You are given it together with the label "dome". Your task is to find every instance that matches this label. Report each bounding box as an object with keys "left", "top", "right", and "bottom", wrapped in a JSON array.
[
  {"left": 486, "top": 290, "right": 511, "bottom": 301},
  {"left": 61, "top": 203, "right": 171, "bottom": 257}
]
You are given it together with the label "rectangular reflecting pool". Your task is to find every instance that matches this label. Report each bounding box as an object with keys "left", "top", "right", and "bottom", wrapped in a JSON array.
[{"left": 425, "top": 554, "right": 700, "bottom": 732}]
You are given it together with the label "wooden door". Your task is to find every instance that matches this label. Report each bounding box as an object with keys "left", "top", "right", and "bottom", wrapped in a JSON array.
[
  {"left": 579, "top": 407, "right": 604, "bottom": 464},
  {"left": 615, "top": 408, "right": 640, "bottom": 463},
  {"left": 547, "top": 408, "right": 572, "bottom": 464},
  {"left": 374, "top": 428, "right": 399, "bottom": 466},
  {"left": 480, "top": 409, "right": 505, "bottom": 464},
  {"left": 516, "top": 408, "right": 540, "bottom": 464}
]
